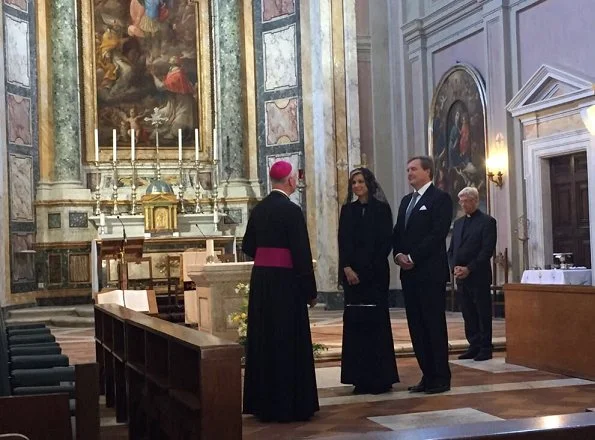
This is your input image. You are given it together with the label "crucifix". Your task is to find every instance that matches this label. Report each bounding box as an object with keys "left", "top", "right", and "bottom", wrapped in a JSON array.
[{"left": 144, "top": 107, "right": 168, "bottom": 180}]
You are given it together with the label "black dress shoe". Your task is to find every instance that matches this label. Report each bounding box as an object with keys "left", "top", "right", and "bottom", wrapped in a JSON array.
[
  {"left": 425, "top": 384, "right": 450, "bottom": 394},
  {"left": 407, "top": 381, "right": 425, "bottom": 393},
  {"left": 458, "top": 348, "right": 480, "bottom": 360},
  {"left": 473, "top": 351, "right": 493, "bottom": 361}
]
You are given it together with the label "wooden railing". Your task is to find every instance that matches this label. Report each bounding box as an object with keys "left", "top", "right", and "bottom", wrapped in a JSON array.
[{"left": 94, "top": 304, "right": 243, "bottom": 439}]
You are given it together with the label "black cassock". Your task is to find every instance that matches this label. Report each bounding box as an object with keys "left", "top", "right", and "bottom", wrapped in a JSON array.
[
  {"left": 242, "top": 190, "right": 319, "bottom": 422},
  {"left": 338, "top": 198, "right": 399, "bottom": 393}
]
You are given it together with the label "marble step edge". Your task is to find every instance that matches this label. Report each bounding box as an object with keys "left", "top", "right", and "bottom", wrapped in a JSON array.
[
  {"left": 5, "top": 316, "right": 95, "bottom": 328},
  {"left": 7, "top": 305, "right": 94, "bottom": 318},
  {"left": 316, "top": 337, "right": 506, "bottom": 362}
]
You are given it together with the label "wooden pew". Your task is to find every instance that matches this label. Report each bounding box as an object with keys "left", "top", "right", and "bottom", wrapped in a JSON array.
[
  {"left": 94, "top": 303, "right": 243, "bottom": 439},
  {"left": 321, "top": 412, "right": 595, "bottom": 439}
]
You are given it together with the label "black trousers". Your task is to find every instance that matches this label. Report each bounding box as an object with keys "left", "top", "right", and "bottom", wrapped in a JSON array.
[
  {"left": 402, "top": 277, "right": 451, "bottom": 388},
  {"left": 458, "top": 282, "right": 492, "bottom": 352}
]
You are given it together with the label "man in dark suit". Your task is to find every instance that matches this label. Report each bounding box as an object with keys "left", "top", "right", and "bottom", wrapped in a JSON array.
[
  {"left": 393, "top": 156, "right": 453, "bottom": 394},
  {"left": 448, "top": 187, "right": 497, "bottom": 361}
]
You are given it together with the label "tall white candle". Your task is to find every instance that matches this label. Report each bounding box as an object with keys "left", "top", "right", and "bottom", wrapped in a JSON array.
[
  {"left": 112, "top": 129, "right": 117, "bottom": 161},
  {"left": 130, "top": 129, "right": 135, "bottom": 161},
  {"left": 194, "top": 128, "right": 199, "bottom": 160},
  {"left": 212, "top": 128, "right": 218, "bottom": 162},
  {"left": 178, "top": 128, "right": 183, "bottom": 161},
  {"left": 94, "top": 129, "right": 99, "bottom": 162},
  {"left": 206, "top": 239, "right": 215, "bottom": 258}
]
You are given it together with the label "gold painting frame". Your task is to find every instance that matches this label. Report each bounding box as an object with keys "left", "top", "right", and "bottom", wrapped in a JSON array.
[{"left": 80, "top": 0, "right": 213, "bottom": 163}]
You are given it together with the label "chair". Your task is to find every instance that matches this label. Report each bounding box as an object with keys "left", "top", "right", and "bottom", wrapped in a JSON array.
[
  {"left": 166, "top": 255, "right": 181, "bottom": 306},
  {"left": 491, "top": 248, "right": 508, "bottom": 318},
  {"left": 126, "top": 257, "right": 154, "bottom": 290}
]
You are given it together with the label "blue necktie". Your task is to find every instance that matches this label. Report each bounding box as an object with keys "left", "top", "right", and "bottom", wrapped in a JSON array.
[{"left": 405, "top": 191, "right": 419, "bottom": 226}]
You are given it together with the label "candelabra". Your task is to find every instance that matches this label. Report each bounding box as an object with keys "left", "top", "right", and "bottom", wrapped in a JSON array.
[
  {"left": 178, "top": 160, "right": 186, "bottom": 214},
  {"left": 94, "top": 161, "right": 101, "bottom": 215},
  {"left": 211, "top": 159, "right": 220, "bottom": 223},
  {"left": 194, "top": 160, "right": 203, "bottom": 213},
  {"left": 130, "top": 160, "right": 139, "bottom": 215},
  {"left": 111, "top": 160, "right": 119, "bottom": 215}
]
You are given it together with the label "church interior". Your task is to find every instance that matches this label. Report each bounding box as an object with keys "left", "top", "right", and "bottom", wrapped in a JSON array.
[{"left": 1, "top": 0, "right": 595, "bottom": 438}]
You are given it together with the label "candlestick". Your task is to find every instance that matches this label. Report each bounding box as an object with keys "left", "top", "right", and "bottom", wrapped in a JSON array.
[
  {"left": 212, "top": 127, "right": 218, "bottom": 163},
  {"left": 111, "top": 159, "right": 119, "bottom": 215},
  {"left": 178, "top": 160, "right": 186, "bottom": 214},
  {"left": 112, "top": 129, "right": 117, "bottom": 161},
  {"left": 94, "top": 129, "right": 99, "bottom": 162},
  {"left": 131, "top": 129, "right": 135, "bottom": 161},
  {"left": 194, "top": 161, "right": 203, "bottom": 213},
  {"left": 195, "top": 128, "right": 199, "bottom": 160},
  {"left": 94, "top": 161, "right": 101, "bottom": 216},
  {"left": 130, "top": 160, "right": 138, "bottom": 215},
  {"left": 178, "top": 128, "right": 183, "bottom": 161}
]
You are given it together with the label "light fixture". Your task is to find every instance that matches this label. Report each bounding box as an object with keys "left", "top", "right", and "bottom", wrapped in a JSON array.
[
  {"left": 580, "top": 104, "right": 595, "bottom": 135},
  {"left": 486, "top": 136, "right": 507, "bottom": 189}
]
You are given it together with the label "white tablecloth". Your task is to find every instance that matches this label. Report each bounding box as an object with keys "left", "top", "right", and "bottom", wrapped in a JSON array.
[{"left": 521, "top": 269, "right": 592, "bottom": 285}]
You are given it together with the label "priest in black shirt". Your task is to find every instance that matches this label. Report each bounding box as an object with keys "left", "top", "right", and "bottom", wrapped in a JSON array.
[
  {"left": 448, "top": 186, "right": 497, "bottom": 361},
  {"left": 242, "top": 160, "right": 319, "bottom": 422}
]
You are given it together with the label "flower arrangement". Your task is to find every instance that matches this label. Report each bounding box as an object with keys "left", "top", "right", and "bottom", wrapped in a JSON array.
[
  {"left": 228, "top": 282, "right": 328, "bottom": 358},
  {"left": 228, "top": 282, "right": 249, "bottom": 346}
]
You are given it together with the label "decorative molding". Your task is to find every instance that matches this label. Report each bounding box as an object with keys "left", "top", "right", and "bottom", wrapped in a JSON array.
[{"left": 506, "top": 64, "right": 595, "bottom": 117}]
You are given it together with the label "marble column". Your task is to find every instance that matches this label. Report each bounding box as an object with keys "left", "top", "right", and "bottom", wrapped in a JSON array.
[
  {"left": 0, "top": 5, "right": 9, "bottom": 303},
  {"left": 51, "top": 0, "right": 82, "bottom": 183},
  {"left": 300, "top": 0, "right": 361, "bottom": 293},
  {"left": 482, "top": 0, "right": 517, "bottom": 279},
  {"left": 216, "top": 0, "right": 246, "bottom": 181}
]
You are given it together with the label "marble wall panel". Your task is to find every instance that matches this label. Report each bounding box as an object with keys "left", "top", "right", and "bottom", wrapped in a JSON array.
[
  {"left": 48, "top": 213, "right": 61, "bottom": 229},
  {"left": 265, "top": 97, "right": 300, "bottom": 145},
  {"left": 3, "top": 0, "right": 27, "bottom": 13},
  {"left": 48, "top": 254, "right": 62, "bottom": 284},
  {"left": 7, "top": 93, "right": 32, "bottom": 146},
  {"left": 266, "top": 152, "right": 303, "bottom": 206},
  {"left": 68, "top": 211, "right": 88, "bottom": 228},
  {"left": 69, "top": 254, "right": 90, "bottom": 283},
  {"left": 4, "top": 14, "right": 30, "bottom": 88},
  {"left": 11, "top": 233, "right": 35, "bottom": 283},
  {"left": 263, "top": 24, "right": 297, "bottom": 91},
  {"left": 8, "top": 154, "right": 33, "bottom": 222},
  {"left": 262, "top": 0, "right": 295, "bottom": 22}
]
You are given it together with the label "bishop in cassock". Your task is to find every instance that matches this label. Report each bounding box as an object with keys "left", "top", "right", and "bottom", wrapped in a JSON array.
[{"left": 242, "top": 161, "right": 319, "bottom": 423}]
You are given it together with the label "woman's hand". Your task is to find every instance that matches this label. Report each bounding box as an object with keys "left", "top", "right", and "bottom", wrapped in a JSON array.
[{"left": 344, "top": 266, "right": 360, "bottom": 285}]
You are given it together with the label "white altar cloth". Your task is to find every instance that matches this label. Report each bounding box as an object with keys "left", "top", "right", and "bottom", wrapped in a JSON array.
[{"left": 521, "top": 269, "right": 592, "bottom": 286}]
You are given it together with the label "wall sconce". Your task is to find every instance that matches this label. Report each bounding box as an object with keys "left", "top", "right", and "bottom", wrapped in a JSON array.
[
  {"left": 486, "top": 144, "right": 507, "bottom": 189},
  {"left": 580, "top": 104, "right": 595, "bottom": 135},
  {"left": 297, "top": 168, "right": 306, "bottom": 192}
]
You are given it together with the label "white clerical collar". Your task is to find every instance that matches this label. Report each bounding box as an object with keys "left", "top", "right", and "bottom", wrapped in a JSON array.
[
  {"left": 271, "top": 188, "right": 290, "bottom": 198},
  {"left": 414, "top": 181, "right": 432, "bottom": 197}
]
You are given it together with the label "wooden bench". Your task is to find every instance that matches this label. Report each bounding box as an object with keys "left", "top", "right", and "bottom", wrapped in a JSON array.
[
  {"left": 94, "top": 303, "right": 243, "bottom": 439},
  {"left": 322, "top": 412, "right": 595, "bottom": 439}
]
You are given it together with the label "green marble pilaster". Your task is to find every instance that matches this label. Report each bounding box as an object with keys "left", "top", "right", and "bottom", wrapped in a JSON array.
[
  {"left": 51, "top": 0, "right": 81, "bottom": 182},
  {"left": 216, "top": 0, "right": 245, "bottom": 180}
]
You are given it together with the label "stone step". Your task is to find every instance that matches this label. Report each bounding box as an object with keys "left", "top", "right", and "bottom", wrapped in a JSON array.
[
  {"left": 7, "top": 305, "right": 94, "bottom": 319},
  {"left": 6, "top": 305, "right": 95, "bottom": 328},
  {"left": 6, "top": 315, "right": 95, "bottom": 328}
]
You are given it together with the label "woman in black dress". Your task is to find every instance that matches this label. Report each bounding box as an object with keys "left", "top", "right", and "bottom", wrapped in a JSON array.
[{"left": 338, "top": 168, "right": 399, "bottom": 394}]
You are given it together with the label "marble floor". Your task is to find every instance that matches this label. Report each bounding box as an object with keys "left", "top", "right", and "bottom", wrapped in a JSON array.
[{"left": 49, "top": 310, "right": 595, "bottom": 439}]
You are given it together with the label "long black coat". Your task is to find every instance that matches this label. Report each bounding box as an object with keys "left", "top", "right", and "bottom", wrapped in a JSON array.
[
  {"left": 242, "top": 190, "right": 319, "bottom": 422},
  {"left": 338, "top": 198, "right": 398, "bottom": 390}
]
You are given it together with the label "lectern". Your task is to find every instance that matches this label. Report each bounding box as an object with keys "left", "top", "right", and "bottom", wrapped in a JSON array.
[{"left": 98, "top": 238, "right": 144, "bottom": 290}]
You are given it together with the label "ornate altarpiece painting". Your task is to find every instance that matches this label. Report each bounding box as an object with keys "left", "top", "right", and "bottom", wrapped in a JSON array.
[
  {"left": 81, "top": 0, "right": 213, "bottom": 162},
  {"left": 429, "top": 64, "right": 488, "bottom": 220}
]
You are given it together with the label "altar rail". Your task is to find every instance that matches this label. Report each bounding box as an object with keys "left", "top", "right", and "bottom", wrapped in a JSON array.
[
  {"left": 504, "top": 283, "right": 595, "bottom": 380},
  {"left": 94, "top": 304, "right": 243, "bottom": 439}
]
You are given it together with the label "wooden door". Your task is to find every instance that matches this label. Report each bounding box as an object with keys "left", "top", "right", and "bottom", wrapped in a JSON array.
[{"left": 550, "top": 152, "right": 591, "bottom": 268}]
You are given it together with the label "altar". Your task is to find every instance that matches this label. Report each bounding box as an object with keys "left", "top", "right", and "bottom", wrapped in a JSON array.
[{"left": 521, "top": 268, "right": 592, "bottom": 286}]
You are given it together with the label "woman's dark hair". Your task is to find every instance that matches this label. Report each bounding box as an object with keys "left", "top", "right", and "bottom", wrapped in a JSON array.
[{"left": 345, "top": 167, "right": 382, "bottom": 204}]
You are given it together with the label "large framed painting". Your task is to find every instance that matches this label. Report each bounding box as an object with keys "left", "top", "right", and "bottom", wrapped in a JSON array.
[
  {"left": 429, "top": 64, "right": 488, "bottom": 220},
  {"left": 81, "top": 0, "right": 213, "bottom": 162}
]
